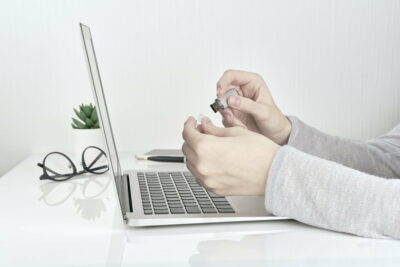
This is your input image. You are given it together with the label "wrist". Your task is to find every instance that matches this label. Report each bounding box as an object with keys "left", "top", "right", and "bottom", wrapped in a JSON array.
[
  {"left": 258, "top": 136, "right": 280, "bottom": 195},
  {"left": 277, "top": 116, "right": 292, "bottom": 145},
  {"left": 266, "top": 114, "right": 292, "bottom": 145}
]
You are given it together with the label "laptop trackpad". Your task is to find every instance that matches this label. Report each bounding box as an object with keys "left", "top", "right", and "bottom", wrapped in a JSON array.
[{"left": 227, "top": 196, "right": 270, "bottom": 216}]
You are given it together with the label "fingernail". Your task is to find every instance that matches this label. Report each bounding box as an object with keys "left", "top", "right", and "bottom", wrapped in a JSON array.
[{"left": 229, "top": 96, "right": 240, "bottom": 107}]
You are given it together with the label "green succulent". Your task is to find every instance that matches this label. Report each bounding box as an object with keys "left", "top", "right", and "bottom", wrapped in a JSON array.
[{"left": 71, "top": 103, "right": 100, "bottom": 129}]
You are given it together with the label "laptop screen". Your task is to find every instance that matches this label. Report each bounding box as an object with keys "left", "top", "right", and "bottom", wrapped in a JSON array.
[{"left": 79, "top": 23, "right": 124, "bottom": 209}]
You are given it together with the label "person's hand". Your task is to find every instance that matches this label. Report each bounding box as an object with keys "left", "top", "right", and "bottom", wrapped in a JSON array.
[
  {"left": 217, "top": 69, "right": 292, "bottom": 145},
  {"left": 182, "top": 116, "right": 279, "bottom": 196}
]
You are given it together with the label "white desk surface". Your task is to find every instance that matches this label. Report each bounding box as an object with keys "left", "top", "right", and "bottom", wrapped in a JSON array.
[{"left": 1, "top": 152, "right": 400, "bottom": 267}]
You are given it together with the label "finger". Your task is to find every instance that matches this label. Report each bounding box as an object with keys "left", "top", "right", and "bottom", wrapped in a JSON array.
[
  {"left": 219, "top": 109, "right": 232, "bottom": 123},
  {"left": 227, "top": 95, "right": 270, "bottom": 121},
  {"left": 185, "top": 160, "right": 205, "bottom": 187},
  {"left": 182, "top": 116, "right": 202, "bottom": 143},
  {"left": 220, "top": 109, "right": 247, "bottom": 129},
  {"left": 222, "top": 118, "right": 231, "bottom": 128},
  {"left": 201, "top": 117, "right": 242, "bottom": 137},
  {"left": 216, "top": 69, "right": 259, "bottom": 97},
  {"left": 181, "top": 142, "right": 196, "bottom": 162}
]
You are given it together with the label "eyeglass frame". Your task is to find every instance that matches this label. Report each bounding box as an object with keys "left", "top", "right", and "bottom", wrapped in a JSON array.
[{"left": 37, "top": 146, "right": 109, "bottom": 182}]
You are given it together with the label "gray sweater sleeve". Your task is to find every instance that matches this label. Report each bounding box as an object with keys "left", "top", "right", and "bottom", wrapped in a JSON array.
[
  {"left": 287, "top": 116, "right": 400, "bottom": 177},
  {"left": 265, "top": 118, "right": 400, "bottom": 239}
]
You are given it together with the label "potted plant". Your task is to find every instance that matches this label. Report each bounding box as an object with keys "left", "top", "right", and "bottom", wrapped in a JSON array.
[{"left": 71, "top": 103, "right": 106, "bottom": 163}]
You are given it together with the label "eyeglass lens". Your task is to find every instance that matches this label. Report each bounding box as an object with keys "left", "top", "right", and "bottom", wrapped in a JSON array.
[{"left": 43, "top": 153, "right": 75, "bottom": 180}]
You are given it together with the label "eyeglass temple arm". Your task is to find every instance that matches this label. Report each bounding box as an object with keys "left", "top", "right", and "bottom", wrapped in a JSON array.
[
  {"left": 88, "top": 165, "right": 108, "bottom": 172},
  {"left": 86, "top": 152, "right": 105, "bottom": 170},
  {"left": 75, "top": 165, "right": 108, "bottom": 176}
]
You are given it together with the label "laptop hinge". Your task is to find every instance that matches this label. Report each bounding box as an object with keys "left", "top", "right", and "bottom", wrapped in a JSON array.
[{"left": 120, "top": 174, "right": 133, "bottom": 220}]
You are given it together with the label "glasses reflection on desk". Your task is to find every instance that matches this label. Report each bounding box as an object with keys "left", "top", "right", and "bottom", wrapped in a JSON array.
[{"left": 38, "top": 169, "right": 112, "bottom": 220}]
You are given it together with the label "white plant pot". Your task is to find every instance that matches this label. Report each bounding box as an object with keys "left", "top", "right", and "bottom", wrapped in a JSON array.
[{"left": 72, "top": 128, "right": 106, "bottom": 166}]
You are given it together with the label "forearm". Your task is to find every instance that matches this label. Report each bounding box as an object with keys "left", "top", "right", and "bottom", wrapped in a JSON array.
[
  {"left": 265, "top": 146, "right": 400, "bottom": 239},
  {"left": 287, "top": 116, "right": 400, "bottom": 177}
]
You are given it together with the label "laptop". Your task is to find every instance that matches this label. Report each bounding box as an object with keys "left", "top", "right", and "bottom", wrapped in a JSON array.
[{"left": 79, "top": 23, "right": 288, "bottom": 226}]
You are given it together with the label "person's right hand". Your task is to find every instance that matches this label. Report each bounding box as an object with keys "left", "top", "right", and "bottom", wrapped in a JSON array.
[{"left": 216, "top": 69, "right": 292, "bottom": 145}]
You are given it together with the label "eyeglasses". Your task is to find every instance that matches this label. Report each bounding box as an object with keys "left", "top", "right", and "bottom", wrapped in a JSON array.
[{"left": 37, "top": 146, "right": 109, "bottom": 182}]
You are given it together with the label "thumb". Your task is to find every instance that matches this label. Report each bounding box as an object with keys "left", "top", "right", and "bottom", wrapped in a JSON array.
[
  {"left": 200, "top": 117, "right": 236, "bottom": 137},
  {"left": 227, "top": 95, "right": 270, "bottom": 121}
]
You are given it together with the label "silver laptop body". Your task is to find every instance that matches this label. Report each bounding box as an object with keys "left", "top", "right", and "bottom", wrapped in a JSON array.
[{"left": 79, "top": 23, "right": 287, "bottom": 226}]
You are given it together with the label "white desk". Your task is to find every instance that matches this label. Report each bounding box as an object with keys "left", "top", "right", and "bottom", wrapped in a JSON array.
[{"left": 1, "top": 152, "right": 400, "bottom": 266}]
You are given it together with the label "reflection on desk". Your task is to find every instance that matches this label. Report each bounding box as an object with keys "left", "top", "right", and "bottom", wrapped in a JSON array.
[
  {"left": 120, "top": 220, "right": 400, "bottom": 267},
  {"left": 1, "top": 153, "right": 399, "bottom": 267},
  {"left": 38, "top": 174, "right": 112, "bottom": 220}
]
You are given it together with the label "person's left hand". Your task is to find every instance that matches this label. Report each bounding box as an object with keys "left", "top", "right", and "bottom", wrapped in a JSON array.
[{"left": 182, "top": 116, "right": 280, "bottom": 196}]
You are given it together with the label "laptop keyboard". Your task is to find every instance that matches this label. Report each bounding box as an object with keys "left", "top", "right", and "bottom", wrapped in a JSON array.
[{"left": 137, "top": 171, "right": 235, "bottom": 215}]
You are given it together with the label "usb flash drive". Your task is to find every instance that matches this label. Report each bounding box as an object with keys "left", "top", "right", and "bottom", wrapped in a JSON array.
[{"left": 210, "top": 88, "right": 239, "bottom": 113}]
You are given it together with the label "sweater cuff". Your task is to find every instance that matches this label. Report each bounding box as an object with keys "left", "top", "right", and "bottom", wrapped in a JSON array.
[
  {"left": 286, "top": 115, "right": 305, "bottom": 148},
  {"left": 265, "top": 145, "right": 296, "bottom": 214}
]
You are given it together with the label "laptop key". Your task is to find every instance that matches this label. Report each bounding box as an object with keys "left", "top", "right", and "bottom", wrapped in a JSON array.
[
  {"left": 199, "top": 205, "right": 215, "bottom": 209},
  {"left": 184, "top": 203, "right": 199, "bottom": 208},
  {"left": 217, "top": 208, "right": 235, "bottom": 213},
  {"left": 185, "top": 207, "right": 201, "bottom": 214},
  {"left": 181, "top": 198, "right": 195, "bottom": 201},
  {"left": 150, "top": 194, "right": 164, "bottom": 197},
  {"left": 152, "top": 199, "right": 166, "bottom": 203},
  {"left": 201, "top": 208, "right": 217, "bottom": 213},
  {"left": 211, "top": 198, "right": 229, "bottom": 202},
  {"left": 170, "top": 208, "right": 185, "bottom": 214},
  {"left": 212, "top": 202, "right": 230, "bottom": 207},
  {"left": 207, "top": 191, "right": 221, "bottom": 198},
  {"left": 154, "top": 208, "right": 168, "bottom": 212},
  {"left": 168, "top": 203, "right": 183, "bottom": 208},
  {"left": 152, "top": 204, "right": 167, "bottom": 208},
  {"left": 150, "top": 196, "right": 165, "bottom": 200},
  {"left": 154, "top": 210, "right": 169, "bottom": 214},
  {"left": 166, "top": 194, "right": 179, "bottom": 198},
  {"left": 166, "top": 198, "right": 181, "bottom": 202},
  {"left": 198, "top": 200, "right": 212, "bottom": 204},
  {"left": 214, "top": 204, "right": 232, "bottom": 209},
  {"left": 153, "top": 205, "right": 168, "bottom": 208},
  {"left": 165, "top": 192, "right": 178, "bottom": 195},
  {"left": 167, "top": 199, "right": 181, "bottom": 203}
]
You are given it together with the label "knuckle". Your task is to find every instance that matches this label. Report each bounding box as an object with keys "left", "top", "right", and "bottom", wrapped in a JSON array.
[
  {"left": 250, "top": 71, "right": 261, "bottom": 79},
  {"left": 193, "top": 138, "right": 206, "bottom": 154},
  {"left": 224, "top": 69, "right": 235, "bottom": 74},
  {"left": 254, "top": 72, "right": 262, "bottom": 79},
  {"left": 223, "top": 69, "right": 235, "bottom": 77},
  {"left": 196, "top": 162, "right": 209, "bottom": 176}
]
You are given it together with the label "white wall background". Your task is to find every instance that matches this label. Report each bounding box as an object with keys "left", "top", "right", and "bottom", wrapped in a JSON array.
[{"left": 1, "top": 0, "right": 399, "bottom": 176}]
